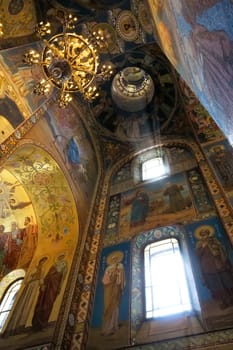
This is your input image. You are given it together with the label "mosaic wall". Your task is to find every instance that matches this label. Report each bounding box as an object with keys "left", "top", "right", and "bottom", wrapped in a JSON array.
[
  {"left": 0, "top": 143, "right": 78, "bottom": 349},
  {"left": 148, "top": 0, "right": 233, "bottom": 143},
  {"left": 46, "top": 100, "right": 99, "bottom": 204},
  {"left": 180, "top": 77, "right": 233, "bottom": 210},
  {"left": 104, "top": 146, "right": 216, "bottom": 246},
  {"left": 0, "top": 0, "right": 37, "bottom": 39},
  {"left": 83, "top": 133, "right": 233, "bottom": 350},
  {"left": 88, "top": 241, "right": 131, "bottom": 350}
]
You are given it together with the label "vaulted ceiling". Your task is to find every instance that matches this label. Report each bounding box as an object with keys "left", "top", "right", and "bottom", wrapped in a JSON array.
[
  {"left": 0, "top": 0, "right": 231, "bottom": 156},
  {"left": 0, "top": 0, "right": 192, "bottom": 152}
]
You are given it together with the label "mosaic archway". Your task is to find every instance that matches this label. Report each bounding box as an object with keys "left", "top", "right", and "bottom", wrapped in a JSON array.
[{"left": 0, "top": 143, "right": 78, "bottom": 341}]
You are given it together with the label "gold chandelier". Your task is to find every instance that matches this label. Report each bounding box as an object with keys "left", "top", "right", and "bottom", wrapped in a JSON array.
[{"left": 23, "top": 13, "right": 114, "bottom": 108}]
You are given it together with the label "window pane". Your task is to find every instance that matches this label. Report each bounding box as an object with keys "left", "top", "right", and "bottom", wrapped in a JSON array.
[
  {"left": 0, "top": 279, "right": 23, "bottom": 332},
  {"left": 145, "top": 286, "right": 153, "bottom": 312},
  {"left": 145, "top": 267, "right": 151, "bottom": 286},
  {"left": 142, "top": 158, "right": 166, "bottom": 181},
  {"left": 144, "top": 239, "right": 192, "bottom": 318}
]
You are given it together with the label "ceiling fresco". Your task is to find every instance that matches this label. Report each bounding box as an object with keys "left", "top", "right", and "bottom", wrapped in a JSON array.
[
  {"left": 1, "top": 144, "right": 79, "bottom": 261},
  {"left": 90, "top": 43, "right": 179, "bottom": 142},
  {"left": 0, "top": 2, "right": 233, "bottom": 350},
  {"left": 0, "top": 0, "right": 37, "bottom": 39},
  {"left": 0, "top": 168, "right": 35, "bottom": 232},
  {"left": 0, "top": 0, "right": 157, "bottom": 148},
  {"left": 0, "top": 42, "right": 49, "bottom": 144},
  {"left": 0, "top": 0, "right": 229, "bottom": 162},
  {"left": 5, "top": 145, "right": 78, "bottom": 235},
  {"left": 148, "top": 0, "right": 233, "bottom": 143}
]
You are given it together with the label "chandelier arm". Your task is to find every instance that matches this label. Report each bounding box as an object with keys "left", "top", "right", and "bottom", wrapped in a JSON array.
[
  {"left": 68, "top": 52, "right": 97, "bottom": 74},
  {"left": 71, "top": 65, "right": 96, "bottom": 75},
  {"left": 62, "top": 29, "right": 68, "bottom": 60},
  {"left": 42, "top": 38, "right": 65, "bottom": 60},
  {"left": 33, "top": 76, "right": 52, "bottom": 95},
  {"left": 60, "top": 33, "right": 97, "bottom": 70},
  {"left": 61, "top": 80, "right": 68, "bottom": 92},
  {"left": 69, "top": 77, "right": 85, "bottom": 91},
  {"left": 63, "top": 17, "right": 70, "bottom": 33}
]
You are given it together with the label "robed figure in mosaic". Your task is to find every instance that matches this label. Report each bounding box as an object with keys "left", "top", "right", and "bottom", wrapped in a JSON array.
[
  {"left": 101, "top": 251, "right": 126, "bottom": 335},
  {"left": 195, "top": 225, "right": 233, "bottom": 309},
  {"left": 32, "top": 253, "right": 67, "bottom": 329},
  {"left": 4, "top": 256, "right": 48, "bottom": 335}
]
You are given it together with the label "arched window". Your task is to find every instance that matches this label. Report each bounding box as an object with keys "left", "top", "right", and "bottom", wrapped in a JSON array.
[
  {"left": 0, "top": 278, "right": 23, "bottom": 332},
  {"left": 144, "top": 238, "right": 192, "bottom": 318},
  {"left": 142, "top": 157, "right": 167, "bottom": 181}
]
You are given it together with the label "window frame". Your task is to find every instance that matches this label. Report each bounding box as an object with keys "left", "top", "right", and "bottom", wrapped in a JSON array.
[
  {"left": 142, "top": 157, "right": 167, "bottom": 182},
  {"left": 143, "top": 237, "right": 192, "bottom": 319},
  {"left": 131, "top": 226, "right": 203, "bottom": 343},
  {"left": 0, "top": 277, "right": 23, "bottom": 332}
]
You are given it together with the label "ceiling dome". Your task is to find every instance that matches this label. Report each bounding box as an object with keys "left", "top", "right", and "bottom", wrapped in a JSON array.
[{"left": 111, "top": 67, "right": 154, "bottom": 112}]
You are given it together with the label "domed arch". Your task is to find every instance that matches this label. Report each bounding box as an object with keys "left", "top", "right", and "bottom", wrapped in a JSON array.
[
  {"left": 0, "top": 270, "right": 25, "bottom": 332},
  {"left": 0, "top": 143, "right": 79, "bottom": 331}
]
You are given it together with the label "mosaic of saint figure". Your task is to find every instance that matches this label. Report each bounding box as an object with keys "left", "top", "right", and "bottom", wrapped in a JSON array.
[
  {"left": 102, "top": 251, "right": 125, "bottom": 336},
  {"left": 195, "top": 225, "right": 233, "bottom": 309},
  {"left": 4, "top": 256, "right": 48, "bottom": 335},
  {"left": 163, "top": 182, "right": 187, "bottom": 213},
  {"left": 128, "top": 191, "right": 149, "bottom": 227},
  {"left": 32, "top": 253, "right": 67, "bottom": 330},
  {"left": 17, "top": 217, "right": 38, "bottom": 270}
]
